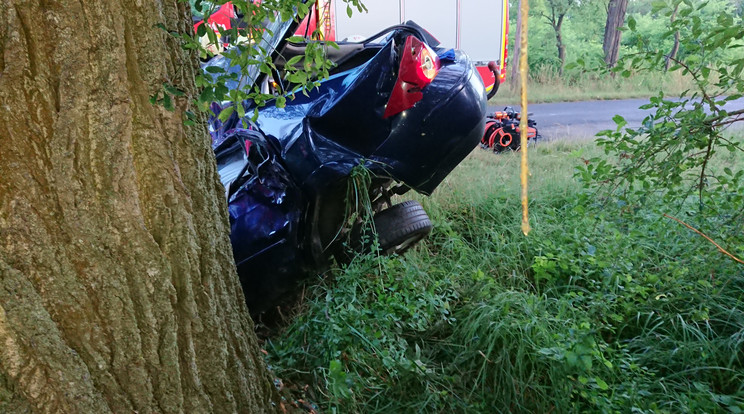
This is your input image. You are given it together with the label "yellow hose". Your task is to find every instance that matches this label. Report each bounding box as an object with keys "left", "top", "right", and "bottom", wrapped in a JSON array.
[{"left": 519, "top": 0, "right": 531, "bottom": 236}]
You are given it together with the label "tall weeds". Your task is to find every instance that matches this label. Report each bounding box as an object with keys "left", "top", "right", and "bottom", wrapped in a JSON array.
[
  {"left": 266, "top": 141, "right": 744, "bottom": 413},
  {"left": 495, "top": 68, "right": 691, "bottom": 104}
]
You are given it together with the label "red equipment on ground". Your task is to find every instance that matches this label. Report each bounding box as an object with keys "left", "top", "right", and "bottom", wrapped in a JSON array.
[{"left": 481, "top": 107, "right": 540, "bottom": 152}]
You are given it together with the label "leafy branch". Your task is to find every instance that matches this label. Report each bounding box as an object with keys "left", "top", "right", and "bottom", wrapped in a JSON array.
[
  {"left": 578, "top": 0, "right": 744, "bottom": 211},
  {"left": 153, "top": 0, "right": 366, "bottom": 123}
]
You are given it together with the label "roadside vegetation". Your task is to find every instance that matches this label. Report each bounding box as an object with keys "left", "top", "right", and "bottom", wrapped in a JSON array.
[
  {"left": 262, "top": 1, "right": 744, "bottom": 412},
  {"left": 492, "top": 69, "right": 691, "bottom": 104},
  {"left": 264, "top": 141, "right": 743, "bottom": 413},
  {"left": 493, "top": 0, "right": 742, "bottom": 104}
]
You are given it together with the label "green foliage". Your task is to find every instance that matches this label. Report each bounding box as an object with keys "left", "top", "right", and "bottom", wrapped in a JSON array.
[
  {"left": 156, "top": 0, "right": 366, "bottom": 122},
  {"left": 511, "top": 0, "right": 741, "bottom": 87},
  {"left": 494, "top": 68, "right": 692, "bottom": 104},
  {"left": 266, "top": 144, "right": 744, "bottom": 413},
  {"left": 514, "top": 0, "right": 606, "bottom": 74},
  {"left": 578, "top": 0, "right": 744, "bottom": 242}
]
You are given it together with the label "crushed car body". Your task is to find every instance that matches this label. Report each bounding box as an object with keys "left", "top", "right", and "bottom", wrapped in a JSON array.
[{"left": 202, "top": 6, "right": 488, "bottom": 311}]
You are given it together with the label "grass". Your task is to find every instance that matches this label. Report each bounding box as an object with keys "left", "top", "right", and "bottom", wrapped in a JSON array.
[
  {"left": 492, "top": 68, "right": 692, "bottom": 104},
  {"left": 265, "top": 141, "right": 744, "bottom": 413}
]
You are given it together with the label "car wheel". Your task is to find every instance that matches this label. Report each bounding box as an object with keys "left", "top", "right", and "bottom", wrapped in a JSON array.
[{"left": 374, "top": 200, "right": 432, "bottom": 255}]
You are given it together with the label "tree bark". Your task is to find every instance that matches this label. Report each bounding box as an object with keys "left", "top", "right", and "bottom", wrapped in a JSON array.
[
  {"left": 0, "top": 1, "right": 278, "bottom": 413},
  {"left": 553, "top": 14, "right": 566, "bottom": 75},
  {"left": 541, "top": 0, "right": 573, "bottom": 75},
  {"left": 603, "top": 0, "right": 628, "bottom": 69},
  {"left": 665, "top": 3, "right": 681, "bottom": 71},
  {"left": 510, "top": 0, "right": 523, "bottom": 91}
]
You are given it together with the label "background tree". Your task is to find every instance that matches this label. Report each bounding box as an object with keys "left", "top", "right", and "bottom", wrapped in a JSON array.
[
  {"left": 603, "top": 0, "right": 628, "bottom": 68},
  {"left": 0, "top": 1, "right": 283, "bottom": 411},
  {"left": 539, "top": 0, "right": 577, "bottom": 74},
  {"left": 581, "top": 0, "right": 744, "bottom": 235},
  {"left": 664, "top": 3, "right": 681, "bottom": 71}
]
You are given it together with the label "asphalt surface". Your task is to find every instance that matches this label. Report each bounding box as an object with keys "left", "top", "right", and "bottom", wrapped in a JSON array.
[{"left": 487, "top": 97, "right": 744, "bottom": 141}]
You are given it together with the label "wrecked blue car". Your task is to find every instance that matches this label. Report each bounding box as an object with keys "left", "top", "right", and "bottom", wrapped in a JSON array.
[{"left": 207, "top": 17, "right": 488, "bottom": 311}]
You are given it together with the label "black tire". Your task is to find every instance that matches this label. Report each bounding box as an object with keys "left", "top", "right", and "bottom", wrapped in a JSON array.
[{"left": 373, "top": 200, "right": 432, "bottom": 255}]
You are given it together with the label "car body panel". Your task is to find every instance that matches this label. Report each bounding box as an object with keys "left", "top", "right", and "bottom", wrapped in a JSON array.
[{"left": 207, "top": 20, "right": 487, "bottom": 310}]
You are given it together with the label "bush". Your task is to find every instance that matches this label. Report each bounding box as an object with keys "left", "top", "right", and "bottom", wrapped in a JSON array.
[{"left": 266, "top": 144, "right": 744, "bottom": 413}]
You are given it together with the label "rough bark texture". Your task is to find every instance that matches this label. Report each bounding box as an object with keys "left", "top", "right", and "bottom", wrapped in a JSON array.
[
  {"left": 0, "top": 1, "right": 278, "bottom": 413},
  {"left": 603, "top": 0, "right": 628, "bottom": 69},
  {"left": 510, "top": 0, "right": 522, "bottom": 91}
]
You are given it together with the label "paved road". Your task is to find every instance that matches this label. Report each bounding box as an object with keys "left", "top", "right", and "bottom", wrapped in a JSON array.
[{"left": 487, "top": 97, "right": 744, "bottom": 141}]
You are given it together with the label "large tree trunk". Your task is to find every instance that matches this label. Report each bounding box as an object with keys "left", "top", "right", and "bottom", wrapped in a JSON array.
[
  {"left": 0, "top": 1, "right": 278, "bottom": 413},
  {"left": 510, "top": 0, "right": 523, "bottom": 91},
  {"left": 603, "top": 0, "right": 628, "bottom": 68}
]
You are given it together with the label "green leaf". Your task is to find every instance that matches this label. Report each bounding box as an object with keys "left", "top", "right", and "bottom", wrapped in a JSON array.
[
  {"left": 196, "top": 22, "right": 207, "bottom": 38},
  {"left": 164, "top": 84, "right": 185, "bottom": 97},
  {"left": 198, "top": 87, "right": 214, "bottom": 104},
  {"left": 287, "top": 55, "right": 303, "bottom": 66},
  {"left": 566, "top": 351, "right": 578, "bottom": 366},
  {"left": 651, "top": 0, "right": 667, "bottom": 13},
  {"left": 297, "top": 2, "right": 309, "bottom": 17},
  {"left": 204, "top": 65, "right": 225, "bottom": 74},
  {"left": 217, "top": 105, "right": 235, "bottom": 122},
  {"left": 214, "top": 84, "right": 229, "bottom": 100},
  {"left": 346, "top": 4, "right": 353, "bottom": 17},
  {"left": 594, "top": 377, "right": 609, "bottom": 390},
  {"left": 612, "top": 115, "right": 627, "bottom": 128},
  {"left": 206, "top": 27, "right": 218, "bottom": 47},
  {"left": 627, "top": 16, "right": 636, "bottom": 31},
  {"left": 163, "top": 94, "right": 174, "bottom": 111},
  {"left": 183, "top": 109, "right": 196, "bottom": 126}
]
